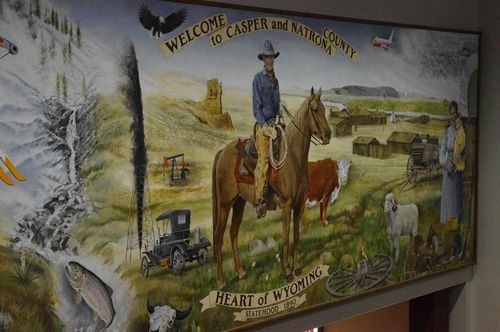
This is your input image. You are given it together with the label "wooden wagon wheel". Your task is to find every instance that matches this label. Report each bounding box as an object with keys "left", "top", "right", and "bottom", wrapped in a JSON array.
[
  {"left": 406, "top": 156, "right": 417, "bottom": 184},
  {"left": 326, "top": 254, "right": 393, "bottom": 297}
]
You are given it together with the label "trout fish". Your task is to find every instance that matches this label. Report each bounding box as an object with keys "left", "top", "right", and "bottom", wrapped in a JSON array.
[{"left": 65, "top": 261, "right": 115, "bottom": 328}]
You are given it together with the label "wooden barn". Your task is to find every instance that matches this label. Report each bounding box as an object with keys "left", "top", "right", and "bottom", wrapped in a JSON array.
[
  {"left": 387, "top": 131, "right": 418, "bottom": 154},
  {"left": 353, "top": 136, "right": 380, "bottom": 156},
  {"left": 330, "top": 108, "right": 350, "bottom": 119},
  {"left": 329, "top": 117, "right": 352, "bottom": 137},
  {"left": 346, "top": 108, "right": 372, "bottom": 125},
  {"left": 369, "top": 111, "right": 388, "bottom": 125},
  {"left": 369, "top": 143, "right": 392, "bottom": 159}
]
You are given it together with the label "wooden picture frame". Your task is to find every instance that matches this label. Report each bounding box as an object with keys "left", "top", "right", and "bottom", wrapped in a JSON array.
[{"left": 0, "top": 0, "right": 479, "bottom": 331}]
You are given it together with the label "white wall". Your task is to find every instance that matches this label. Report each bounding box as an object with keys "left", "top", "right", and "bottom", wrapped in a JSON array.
[
  {"left": 471, "top": 1, "right": 500, "bottom": 332},
  {"left": 208, "top": 1, "right": 499, "bottom": 331}
]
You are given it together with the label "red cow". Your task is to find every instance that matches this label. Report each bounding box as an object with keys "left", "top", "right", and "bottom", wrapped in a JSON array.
[{"left": 303, "top": 158, "right": 352, "bottom": 226}]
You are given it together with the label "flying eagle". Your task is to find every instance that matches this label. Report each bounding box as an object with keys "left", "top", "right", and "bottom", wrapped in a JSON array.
[{"left": 138, "top": 4, "right": 187, "bottom": 38}]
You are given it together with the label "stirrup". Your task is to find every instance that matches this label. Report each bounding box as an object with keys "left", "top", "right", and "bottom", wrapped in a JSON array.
[{"left": 256, "top": 198, "right": 267, "bottom": 219}]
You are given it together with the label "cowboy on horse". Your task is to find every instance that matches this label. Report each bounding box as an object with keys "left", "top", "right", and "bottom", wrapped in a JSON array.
[{"left": 253, "top": 40, "right": 281, "bottom": 218}]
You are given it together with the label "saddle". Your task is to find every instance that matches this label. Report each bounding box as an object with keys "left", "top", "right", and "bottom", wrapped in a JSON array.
[{"left": 234, "top": 123, "right": 285, "bottom": 210}]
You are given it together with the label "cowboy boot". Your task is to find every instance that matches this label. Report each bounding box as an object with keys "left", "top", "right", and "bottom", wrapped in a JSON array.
[{"left": 256, "top": 182, "right": 269, "bottom": 219}]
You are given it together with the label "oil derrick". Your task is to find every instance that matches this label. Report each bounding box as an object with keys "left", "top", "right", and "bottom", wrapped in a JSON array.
[{"left": 125, "top": 172, "right": 155, "bottom": 261}]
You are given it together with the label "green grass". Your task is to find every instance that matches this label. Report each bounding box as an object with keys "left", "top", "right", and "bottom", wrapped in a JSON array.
[
  {"left": 0, "top": 246, "right": 63, "bottom": 332},
  {"left": 72, "top": 90, "right": 474, "bottom": 331}
]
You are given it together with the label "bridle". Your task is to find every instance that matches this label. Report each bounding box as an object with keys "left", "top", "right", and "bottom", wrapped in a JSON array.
[
  {"left": 269, "top": 97, "right": 327, "bottom": 170},
  {"left": 282, "top": 97, "right": 327, "bottom": 146}
]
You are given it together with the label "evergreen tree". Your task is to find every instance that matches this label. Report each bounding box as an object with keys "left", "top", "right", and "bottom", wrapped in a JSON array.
[
  {"left": 12, "top": 0, "right": 23, "bottom": 14},
  {"left": 50, "top": 8, "right": 54, "bottom": 26},
  {"left": 62, "top": 72, "right": 68, "bottom": 103},
  {"left": 63, "top": 17, "right": 68, "bottom": 34},
  {"left": 62, "top": 44, "right": 67, "bottom": 62},
  {"left": 40, "top": 32, "right": 47, "bottom": 66},
  {"left": 69, "top": 23, "right": 73, "bottom": 40},
  {"left": 67, "top": 38, "right": 72, "bottom": 59},
  {"left": 49, "top": 37, "right": 56, "bottom": 58},
  {"left": 44, "top": 7, "right": 49, "bottom": 23},
  {"left": 55, "top": 12, "right": 59, "bottom": 30},
  {"left": 34, "top": 0, "right": 40, "bottom": 18},
  {"left": 76, "top": 23, "right": 81, "bottom": 48},
  {"left": 56, "top": 73, "right": 61, "bottom": 99},
  {"left": 27, "top": 15, "right": 37, "bottom": 39}
]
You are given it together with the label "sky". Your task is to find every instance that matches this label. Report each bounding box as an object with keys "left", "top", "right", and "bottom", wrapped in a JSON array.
[{"left": 51, "top": 0, "right": 479, "bottom": 100}]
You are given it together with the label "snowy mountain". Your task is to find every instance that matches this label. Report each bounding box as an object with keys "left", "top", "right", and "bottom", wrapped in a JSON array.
[{"left": 0, "top": 1, "right": 123, "bottom": 229}]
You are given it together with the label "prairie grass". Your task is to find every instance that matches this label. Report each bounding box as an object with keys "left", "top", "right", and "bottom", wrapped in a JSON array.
[
  {"left": 0, "top": 245, "right": 63, "bottom": 332},
  {"left": 72, "top": 88, "right": 473, "bottom": 331}
]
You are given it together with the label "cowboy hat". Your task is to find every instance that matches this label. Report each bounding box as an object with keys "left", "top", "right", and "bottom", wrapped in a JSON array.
[{"left": 258, "top": 40, "right": 280, "bottom": 60}]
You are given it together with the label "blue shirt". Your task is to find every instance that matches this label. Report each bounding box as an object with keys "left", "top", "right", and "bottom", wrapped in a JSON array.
[{"left": 252, "top": 68, "right": 280, "bottom": 127}]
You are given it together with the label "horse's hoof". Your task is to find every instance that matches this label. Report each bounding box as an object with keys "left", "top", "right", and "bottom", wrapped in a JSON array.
[
  {"left": 239, "top": 272, "right": 248, "bottom": 281},
  {"left": 294, "top": 267, "right": 302, "bottom": 276},
  {"left": 218, "top": 282, "right": 227, "bottom": 291},
  {"left": 322, "top": 220, "right": 329, "bottom": 226},
  {"left": 285, "top": 273, "right": 294, "bottom": 283}
]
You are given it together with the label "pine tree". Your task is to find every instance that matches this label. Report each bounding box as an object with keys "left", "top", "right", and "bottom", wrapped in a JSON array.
[
  {"left": 56, "top": 73, "right": 61, "bottom": 99},
  {"left": 55, "top": 12, "right": 59, "bottom": 30},
  {"left": 27, "top": 15, "right": 37, "bottom": 39},
  {"left": 62, "top": 72, "right": 68, "bottom": 103},
  {"left": 50, "top": 37, "right": 56, "bottom": 58},
  {"left": 44, "top": 7, "right": 49, "bottom": 23},
  {"left": 69, "top": 23, "right": 73, "bottom": 40},
  {"left": 13, "top": 0, "right": 23, "bottom": 14},
  {"left": 34, "top": 0, "right": 40, "bottom": 18},
  {"left": 50, "top": 8, "right": 54, "bottom": 26},
  {"left": 63, "top": 17, "right": 68, "bottom": 34},
  {"left": 67, "top": 38, "right": 72, "bottom": 59},
  {"left": 76, "top": 23, "right": 81, "bottom": 48},
  {"left": 62, "top": 44, "right": 67, "bottom": 62},
  {"left": 40, "top": 32, "right": 47, "bottom": 66}
]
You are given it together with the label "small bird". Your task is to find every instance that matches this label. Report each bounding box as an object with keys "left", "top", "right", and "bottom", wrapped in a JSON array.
[{"left": 138, "top": 4, "right": 187, "bottom": 38}]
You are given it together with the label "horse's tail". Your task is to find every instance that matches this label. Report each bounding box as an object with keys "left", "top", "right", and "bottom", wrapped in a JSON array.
[{"left": 212, "top": 149, "right": 223, "bottom": 257}]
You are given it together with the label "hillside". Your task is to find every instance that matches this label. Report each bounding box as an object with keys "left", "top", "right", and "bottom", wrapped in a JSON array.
[{"left": 0, "top": 1, "right": 121, "bottom": 226}]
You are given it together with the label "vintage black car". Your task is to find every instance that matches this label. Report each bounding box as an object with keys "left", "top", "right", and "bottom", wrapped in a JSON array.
[{"left": 141, "top": 209, "right": 211, "bottom": 277}]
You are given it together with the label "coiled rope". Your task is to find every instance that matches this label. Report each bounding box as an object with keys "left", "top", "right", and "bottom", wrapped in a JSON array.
[{"left": 269, "top": 125, "right": 288, "bottom": 170}]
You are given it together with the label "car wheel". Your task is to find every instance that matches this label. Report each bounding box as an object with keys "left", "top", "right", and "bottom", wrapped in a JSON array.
[
  {"left": 197, "top": 248, "right": 208, "bottom": 265},
  {"left": 141, "top": 256, "right": 149, "bottom": 278},
  {"left": 172, "top": 250, "right": 185, "bottom": 275}
]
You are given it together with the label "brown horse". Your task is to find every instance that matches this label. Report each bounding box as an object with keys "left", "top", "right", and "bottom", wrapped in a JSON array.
[{"left": 212, "top": 87, "right": 332, "bottom": 290}]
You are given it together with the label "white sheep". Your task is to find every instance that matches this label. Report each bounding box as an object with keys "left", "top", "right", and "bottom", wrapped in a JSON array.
[{"left": 384, "top": 193, "right": 418, "bottom": 261}]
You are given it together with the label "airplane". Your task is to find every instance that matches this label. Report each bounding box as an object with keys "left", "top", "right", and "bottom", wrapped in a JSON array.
[
  {"left": 0, "top": 149, "right": 25, "bottom": 186},
  {"left": 372, "top": 29, "right": 394, "bottom": 51},
  {"left": 0, "top": 34, "right": 18, "bottom": 60}
]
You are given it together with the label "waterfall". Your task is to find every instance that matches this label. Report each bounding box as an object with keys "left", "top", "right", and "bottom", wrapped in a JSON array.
[
  {"left": 66, "top": 110, "right": 78, "bottom": 185},
  {"left": 12, "top": 97, "right": 131, "bottom": 331}
]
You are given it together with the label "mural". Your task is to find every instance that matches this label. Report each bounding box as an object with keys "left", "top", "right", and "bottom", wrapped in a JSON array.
[{"left": 0, "top": 0, "right": 479, "bottom": 331}]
